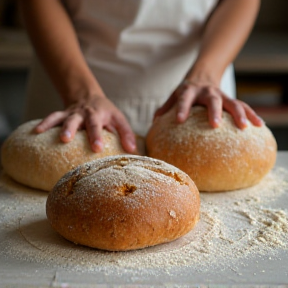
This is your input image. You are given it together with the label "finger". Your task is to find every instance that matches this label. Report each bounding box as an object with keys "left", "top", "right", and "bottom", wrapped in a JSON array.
[
  {"left": 114, "top": 114, "right": 136, "bottom": 153},
  {"left": 85, "top": 114, "right": 104, "bottom": 153},
  {"left": 60, "top": 113, "right": 84, "bottom": 143},
  {"left": 153, "top": 92, "right": 177, "bottom": 120},
  {"left": 242, "top": 103, "right": 264, "bottom": 127},
  {"left": 34, "top": 111, "right": 67, "bottom": 133},
  {"left": 176, "top": 86, "right": 197, "bottom": 123},
  {"left": 206, "top": 96, "right": 223, "bottom": 128},
  {"left": 196, "top": 89, "right": 223, "bottom": 128},
  {"left": 105, "top": 124, "right": 117, "bottom": 134},
  {"left": 223, "top": 98, "right": 248, "bottom": 129}
]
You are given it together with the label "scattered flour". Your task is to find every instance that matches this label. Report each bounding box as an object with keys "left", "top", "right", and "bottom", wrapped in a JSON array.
[{"left": 0, "top": 167, "right": 288, "bottom": 274}]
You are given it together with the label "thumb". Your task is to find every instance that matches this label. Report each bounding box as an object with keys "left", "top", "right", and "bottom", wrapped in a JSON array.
[{"left": 153, "top": 93, "right": 177, "bottom": 120}]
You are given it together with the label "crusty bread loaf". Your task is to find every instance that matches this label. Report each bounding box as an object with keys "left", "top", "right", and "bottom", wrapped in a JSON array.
[
  {"left": 1, "top": 119, "right": 129, "bottom": 191},
  {"left": 146, "top": 106, "right": 277, "bottom": 192},
  {"left": 46, "top": 155, "right": 200, "bottom": 251}
]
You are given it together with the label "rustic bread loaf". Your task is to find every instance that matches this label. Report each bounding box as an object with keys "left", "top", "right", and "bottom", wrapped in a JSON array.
[
  {"left": 146, "top": 106, "right": 277, "bottom": 192},
  {"left": 46, "top": 155, "right": 200, "bottom": 251},
  {"left": 1, "top": 119, "right": 128, "bottom": 191}
]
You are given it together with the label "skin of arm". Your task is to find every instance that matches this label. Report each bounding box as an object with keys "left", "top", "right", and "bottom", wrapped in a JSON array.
[
  {"left": 155, "top": 0, "right": 263, "bottom": 129},
  {"left": 18, "top": 0, "right": 136, "bottom": 153}
]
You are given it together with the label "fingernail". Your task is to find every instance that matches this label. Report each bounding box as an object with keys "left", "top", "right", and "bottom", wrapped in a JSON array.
[
  {"left": 177, "top": 112, "right": 185, "bottom": 122},
  {"left": 35, "top": 126, "right": 43, "bottom": 133},
  {"left": 241, "top": 117, "right": 248, "bottom": 127},
  {"left": 214, "top": 117, "right": 220, "bottom": 127},
  {"left": 62, "top": 130, "right": 71, "bottom": 139},
  {"left": 258, "top": 116, "right": 265, "bottom": 124},
  {"left": 94, "top": 140, "right": 103, "bottom": 151},
  {"left": 128, "top": 140, "right": 136, "bottom": 152}
]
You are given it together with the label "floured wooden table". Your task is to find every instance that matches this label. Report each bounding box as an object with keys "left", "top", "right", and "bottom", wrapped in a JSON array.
[{"left": 1, "top": 152, "right": 288, "bottom": 287}]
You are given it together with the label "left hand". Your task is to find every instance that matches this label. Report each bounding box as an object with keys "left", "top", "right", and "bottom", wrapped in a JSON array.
[{"left": 154, "top": 79, "right": 263, "bottom": 129}]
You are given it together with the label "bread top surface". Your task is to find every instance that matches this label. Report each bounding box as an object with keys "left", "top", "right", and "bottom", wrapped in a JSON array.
[
  {"left": 50, "top": 154, "right": 199, "bottom": 203},
  {"left": 147, "top": 106, "right": 277, "bottom": 159},
  {"left": 1, "top": 119, "right": 125, "bottom": 160}
]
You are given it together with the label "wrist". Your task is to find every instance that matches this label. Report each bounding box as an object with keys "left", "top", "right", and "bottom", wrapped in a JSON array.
[
  {"left": 185, "top": 59, "right": 224, "bottom": 87},
  {"left": 58, "top": 67, "right": 106, "bottom": 106}
]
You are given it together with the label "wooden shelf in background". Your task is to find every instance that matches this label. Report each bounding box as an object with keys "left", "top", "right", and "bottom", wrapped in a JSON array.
[
  {"left": 235, "top": 32, "right": 288, "bottom": 74},
  {"left": 0, "top": 28, "right": 33, "bottom": 69},
  {"left": 253, "top": 106, "right": 288, "bottom": 127}
]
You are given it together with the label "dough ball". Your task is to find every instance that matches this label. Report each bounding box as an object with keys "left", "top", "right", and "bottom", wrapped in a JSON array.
[
  {"left": 1, "top": 119, "right": 128, "bottom": 191},
  {"left": 46, "top": 155, "right": 200, "bottom": 251},
  {"left": 146, "top": 106, "right": 277, "bottom": 192}
]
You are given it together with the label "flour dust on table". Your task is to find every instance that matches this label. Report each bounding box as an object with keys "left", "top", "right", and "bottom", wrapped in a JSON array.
[{"left": 0, "top": 167, "right": 288, "bottom": 274}]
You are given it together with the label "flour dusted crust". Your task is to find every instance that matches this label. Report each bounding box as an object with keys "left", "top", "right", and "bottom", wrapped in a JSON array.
[
  {"left": 46, "top": 155, "right": 200, "bottom": 251},
  {"left": 1, "top": 120, "right": 128, "bottom": 191},
  {"left": 146, "top": 106, "right": 277, "bottom": 192}
]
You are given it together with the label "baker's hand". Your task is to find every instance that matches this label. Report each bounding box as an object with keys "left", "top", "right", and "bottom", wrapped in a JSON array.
[
  {"left": 34, "top": 96, "right": 136, "bottom": 153},
  {"left": 154, "top": 79, "right": 263, "bottom": 129}
]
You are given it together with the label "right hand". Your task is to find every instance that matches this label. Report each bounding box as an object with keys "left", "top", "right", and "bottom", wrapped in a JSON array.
[{"left": 34, "top": 96, "right": 136, "bottom": 153}]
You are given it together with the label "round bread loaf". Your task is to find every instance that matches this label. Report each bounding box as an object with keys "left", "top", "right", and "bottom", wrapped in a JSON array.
[
  {"left": 146, "top": 106, "right": 277, "bottom": 192},
  {"left": 1, "top": 119, "right": 128, "bottom": 191},
  {"left": 46, "top": 155, "right": 200, "bottom": 251}
]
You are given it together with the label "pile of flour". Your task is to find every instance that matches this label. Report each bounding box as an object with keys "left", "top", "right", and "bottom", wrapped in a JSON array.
[{"left": 0, "top": 167, "right": 288, "bottom": 274}]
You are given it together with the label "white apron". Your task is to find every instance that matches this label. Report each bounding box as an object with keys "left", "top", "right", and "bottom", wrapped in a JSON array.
[{"left": 24, "top": 0, "right": 235, "bottom": 136}]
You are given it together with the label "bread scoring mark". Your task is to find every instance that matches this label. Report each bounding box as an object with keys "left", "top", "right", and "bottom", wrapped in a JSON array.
[
  {"left": 173, "top": 173, "right": 186, "bottom": 185},
  {"left": 146, "top": 167, "right": 189, "bottom": 187},
  {"left": 64, "top": 167, "right": 90, "bottom": 196},
  {"left": 117, "top": 184, "right": 137, "bottom": 196},
  {"left": 119, "top": 159, "right": 129, "bottom": 166}
]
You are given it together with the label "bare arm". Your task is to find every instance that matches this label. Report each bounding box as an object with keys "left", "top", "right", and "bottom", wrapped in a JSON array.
[
  {"left": 155, "top": 0, "right": 263, "bottom": 128},
  {"left": 191, "top": 0, "right": 260, "bottom": 84},
  {"left": 19, "top": 0, "right": 136, "bottom": 153}
]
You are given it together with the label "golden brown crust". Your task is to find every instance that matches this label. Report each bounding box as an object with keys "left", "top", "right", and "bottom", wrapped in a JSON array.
[
  {"left": 146, "top": 106, "right": 277, "bottom": 192},
  {"left": 46, "top": 155, "right": 200, "bottom": 251},
  {"left": 1, "top": 120, "right": 127, "bottom": 191}
]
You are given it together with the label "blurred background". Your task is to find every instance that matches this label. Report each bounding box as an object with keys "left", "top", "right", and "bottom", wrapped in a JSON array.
[{"left": 0, "top": 0, "right": 287, "bottom": 149}]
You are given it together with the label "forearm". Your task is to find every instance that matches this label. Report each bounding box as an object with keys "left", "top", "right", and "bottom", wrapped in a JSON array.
[
  {"left": 187, "top": 0, "right": 260, "bottom": 85},
  {"left": 19, "top": 0, "right": 105, "bottom": 105}
]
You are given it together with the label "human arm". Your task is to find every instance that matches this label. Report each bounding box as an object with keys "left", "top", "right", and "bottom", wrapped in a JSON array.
[
  {"left": 18, "top": 0, "right": 136, "bottom": 153},
  {"left": 155, "top": 0, "right": 263, "bottom": 128}
]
